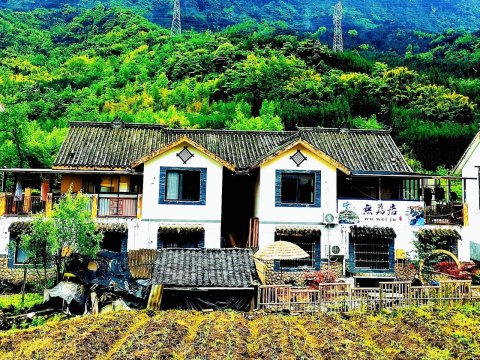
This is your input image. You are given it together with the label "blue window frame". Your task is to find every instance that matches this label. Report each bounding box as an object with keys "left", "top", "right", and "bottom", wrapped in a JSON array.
[
  {"left": 348, "top": 237, "right": 395, "bottom": 274},
  {"left": 275, "top": 170, "right": 321, "bottom": 207},
  {"left": 274, "top": 234, "right": 321, "bottom": 271},
  {"left": 159, "top": 167, "right": 207, "bottom": 205},
  {"left": 157, "top": 231, "right": 205, "bottom": 249},
  {"left": 8, "top": 235, "right": 28, "bottom": 269}
]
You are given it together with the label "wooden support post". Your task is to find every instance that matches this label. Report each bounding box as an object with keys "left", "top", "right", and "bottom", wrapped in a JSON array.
[
  {"left": 147, "top": 284, "right": 164, "bottom": 310},
  {"left": 463, "top": 203, "right": 468, "bottom": 227},
  {"left": 91, "top": 194, "right": 98, "bottom": 219},
  {"left": 45, "top": 193, "right": 53, "bottom": 217},
  {"left": 0, "top": 192, "right": 5, "bottom": 217},
  {"left": 23, "top": 188, "right": 32, "bottom": 213},
  {"left": 137, "top": 194, "right": 142, "bottom": 219}
]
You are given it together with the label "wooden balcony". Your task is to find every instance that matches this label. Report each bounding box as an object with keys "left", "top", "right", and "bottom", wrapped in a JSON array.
[
  {"left": 3, "top": 195, "right": 46, "bottom": 216},
  {"left": 424, "top": 203, "right": 464, "bottom": 226},
  {"left": 97, "top": 195, "right": 138, "bottom": 218},
  {"left": 0, "top": 193, "right": 141, "bottom": 219}
]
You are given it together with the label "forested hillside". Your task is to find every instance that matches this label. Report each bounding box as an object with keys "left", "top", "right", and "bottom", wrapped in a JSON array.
[
  {"left": 0, "top": 6, "right": 478, "bottom": 171},
  {"left": 2, "top": 0, "right": 480, "bottom": 36}
]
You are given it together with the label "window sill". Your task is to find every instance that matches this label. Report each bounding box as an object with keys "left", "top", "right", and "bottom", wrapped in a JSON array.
[
  {"left": 160, "top": 200, "right": 205, "bottom": 206},
  {"left": 275, "top": 203, "right": 320, "bottom": 208}
]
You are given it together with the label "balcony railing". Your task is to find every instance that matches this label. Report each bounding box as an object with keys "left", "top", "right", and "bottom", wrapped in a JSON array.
[
  {"left": 98, "top": 196, "right": 138, "bottom": 218},
  {"left": 4, "top": 195, "right": 46, "bottom": 216},
  {"left": 1, "top": 193, "right": 139, "bottom": 218},
  {"left": 424, "top": 204, "right": 464, "bottom": 226}
]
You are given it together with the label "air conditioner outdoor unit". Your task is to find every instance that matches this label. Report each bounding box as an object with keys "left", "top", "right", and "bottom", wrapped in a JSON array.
[
  {"left": 324, "top": 244, "right": 346, "bottom": 257},
  {"left": 323, "top": 212, "right": 339, "bottom": 225}
]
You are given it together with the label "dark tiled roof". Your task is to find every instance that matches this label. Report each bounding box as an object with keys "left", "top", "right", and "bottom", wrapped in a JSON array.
[
  {"left": 8, "top": 221, "right": 32, "bottom": 233},
  {"left": 350, "top": 226, "right": 396, "bottom": 239},
  {"left": 299, "top": 128, "right": 411, "bottom": 173},
  {"left": 275, "top": 225, "right": 322, "bottom": 236},
  {"left": 96, "top": 222, "right": 128, "bottom": 233},
  {"left": 151, "top": 248, "right": 259, "bottom": 288},
  {"left": 54, "top": 122, "right": 291, "bottom": 170},
  {"left": 157, "top": 224, "right": 205, "bottom": 234},
  {"left": 53, "top": 122, "right": 412, "bottom": 173},
  {"left": 417, "top": 228, "right": 462, "bottom": 241}
]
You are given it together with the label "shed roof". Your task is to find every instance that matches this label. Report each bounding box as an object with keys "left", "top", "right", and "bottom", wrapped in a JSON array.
[
  {"left": 151, "top": 248, "right": 259, "bottom": 288},
  {"left": 96, "top": 222, "right": 128, "bottom": 233},
  {"left": 53, "top": 122, "right": 412, "bottom": 174},
  {"left": 350, "top": 226, "right": 397, "bottom": 239},
  {"left": 417, "top": 228, "right": 462, "bottom": 241},
  {"left": 8, "top": 221, "right": 32, "bottom": 233}
]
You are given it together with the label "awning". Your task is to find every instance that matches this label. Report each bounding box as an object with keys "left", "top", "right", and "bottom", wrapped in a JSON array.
[
  {"left": 275, "top": 225, "right": 322, "bottom": 236},
  {"left": 10, "top": 221, "right": 128, "bottom": 234},
  {"left": 8, "top": 221, "right": 32, "bottom": 233},
  {"left": 350, "top": 226, "right": 396, "bottom": 239},
  {"left": 96, "top": 222, "right": 128, "bottom": 233},
  {"left": 417, "top": 228, "right": 461, "bottom": 241},
  {"left": 157, "top": 224, "right": 205, "bottom": 235}
]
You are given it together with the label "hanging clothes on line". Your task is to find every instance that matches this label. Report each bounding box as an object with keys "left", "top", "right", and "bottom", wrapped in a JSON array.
[
  {"left": 14, "top": 181, "right": 23, "bottom": 201},
  {"left": 41, "top": 180, "right": 50, "bottom": 202}
]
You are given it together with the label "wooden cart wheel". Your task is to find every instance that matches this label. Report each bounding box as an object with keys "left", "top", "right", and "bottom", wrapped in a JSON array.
[{"left": 419, "top": 249, "right": 461, "bottom": 284}]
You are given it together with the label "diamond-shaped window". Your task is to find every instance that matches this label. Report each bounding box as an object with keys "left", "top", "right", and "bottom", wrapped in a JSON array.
[
  {"left": 177, "top": 146, "right": 194, "bottom": 164},
  {"left": 290, "top": 149, "right": 307, "bottom": 167}
]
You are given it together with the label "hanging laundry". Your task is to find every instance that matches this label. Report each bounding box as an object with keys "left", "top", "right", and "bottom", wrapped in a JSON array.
[
  {"left": 14, "top": 181, "right": 23, "bottom": 201},
  {"left": 41, "top": 180, "right": 50, "bottom": 201}
]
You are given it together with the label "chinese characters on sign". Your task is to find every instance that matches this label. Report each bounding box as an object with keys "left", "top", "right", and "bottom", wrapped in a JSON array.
[{"left": 338, "top": 200, "right": 424, "bottom": 226}]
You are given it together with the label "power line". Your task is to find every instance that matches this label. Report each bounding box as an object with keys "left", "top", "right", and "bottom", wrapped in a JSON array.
[
  {"left": 333, "top": 0, "right": 343, "bottom": 52},
  {"left": 171, "top": 0, "right": 181, "bottom": 37}
]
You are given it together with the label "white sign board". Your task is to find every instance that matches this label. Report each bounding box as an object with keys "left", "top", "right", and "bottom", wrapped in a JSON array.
[{"left": 338, "top": 199, "right": 424, "bottom": 227}]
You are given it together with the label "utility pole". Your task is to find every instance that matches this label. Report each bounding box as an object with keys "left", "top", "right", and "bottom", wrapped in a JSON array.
[
  {"left": 333, "top": 0, "right": 343, "bottom": 52},
  {"left": 171, "top": 0, "right": 181, "bottom": 37}
]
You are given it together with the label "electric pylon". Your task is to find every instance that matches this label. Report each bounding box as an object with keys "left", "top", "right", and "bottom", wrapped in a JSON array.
[
  {"left": 171, "top": 0, "right": 181, "bottom": 37},
  {"left": 333, "top": 0, "right": 343, "bottom": 52}
]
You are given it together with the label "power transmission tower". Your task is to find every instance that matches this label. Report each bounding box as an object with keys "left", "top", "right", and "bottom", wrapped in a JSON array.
[
  {"left": 333, "top": 0, "right": 343, "bottom": 52},
  {"left": 171, "top": 0, "right": 181, "bottom": 37}
]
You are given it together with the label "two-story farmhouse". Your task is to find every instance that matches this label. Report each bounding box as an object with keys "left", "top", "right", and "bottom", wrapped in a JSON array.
[
  {"left": 454, "top": 132, "right": 480, "bottom": 263},
  {"left": 0, "top": 121, "right": 471, "bottom": 284}
]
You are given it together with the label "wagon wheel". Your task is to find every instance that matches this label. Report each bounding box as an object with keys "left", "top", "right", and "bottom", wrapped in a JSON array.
[{"left": 419, "top": 249, "right": 461, "bottom": 284}]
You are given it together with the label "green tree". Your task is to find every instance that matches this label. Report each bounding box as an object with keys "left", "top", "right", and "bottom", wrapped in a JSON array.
[
  {"left": 0, "top": 103, "right": 29, "bottom": 167},
  {"left": 19, "top": 214, "right": 53, "bottom": 288},
  {"left": 49, "top": 191, "right": 102, "bottom": 283}
]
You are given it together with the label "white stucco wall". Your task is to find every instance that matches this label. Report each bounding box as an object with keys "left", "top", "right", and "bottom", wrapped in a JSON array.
[
  {"left": 139, "top": 143, "right": 224, "bottom": 249},
  {"left": 254, "top": 146, "right": 342, "bottom": 254},
  {"left": 461, "top": 140, "right": 480, "bottom": 260},
  {"left": 0, "top": 217, "right": 17, "bottom": 255}
]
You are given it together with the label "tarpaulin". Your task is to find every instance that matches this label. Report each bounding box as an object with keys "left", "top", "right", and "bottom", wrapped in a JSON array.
[
  {"left": 161, "top": 289, "right": 255, "bottom": 311},
  {"left": 67, "top": 251, "right": 150, "bottom": 300},
  {"left": 44, "top": 282, "right": 85, "bottom": 305}
]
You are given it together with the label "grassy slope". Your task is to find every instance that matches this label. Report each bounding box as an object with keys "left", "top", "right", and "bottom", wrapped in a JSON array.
[{"left": 1, "top": 305, "right": 480, "bottom": 359}]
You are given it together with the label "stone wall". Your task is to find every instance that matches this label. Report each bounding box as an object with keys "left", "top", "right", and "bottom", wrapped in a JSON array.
[
  {"left": 0, "top": 255, "right": 54, "bottom": 285},
  {"left": 265, "top": 260, "right": 345, "bottom": 286}
]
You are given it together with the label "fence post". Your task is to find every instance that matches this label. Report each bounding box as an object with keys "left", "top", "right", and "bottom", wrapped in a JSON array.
[
  {"left": 379, "top": 285, "right": 383, "bottom": 311},
  {"left": 257, "top": 286, "right": 262, "bottom": 311},
  {"left": 147, "top": 284, "right": 164, "bottom": 310}
]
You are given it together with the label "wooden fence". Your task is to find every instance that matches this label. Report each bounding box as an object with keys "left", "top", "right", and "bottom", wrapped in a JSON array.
[
  {"left": 128, "top": 249, "right": 157, "bottom": 279},
  {"left": 258, "top": 281, "right": 480, "bottom": 313}
]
